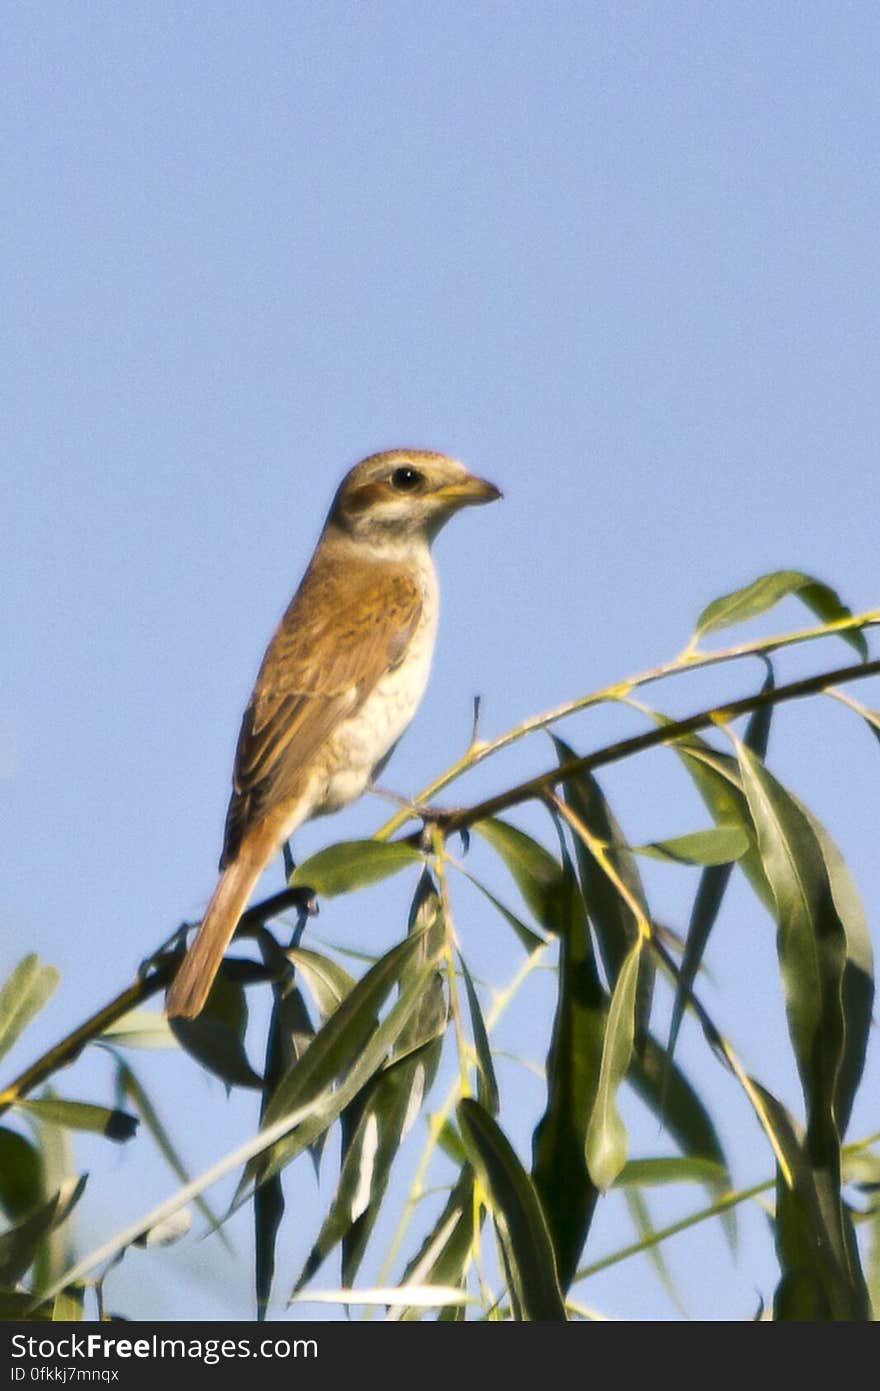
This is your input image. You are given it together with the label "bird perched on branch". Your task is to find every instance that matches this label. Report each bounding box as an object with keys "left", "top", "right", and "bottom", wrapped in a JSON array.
[{"left": 166, "top": 449, "right": 501, "bottom": 1019}]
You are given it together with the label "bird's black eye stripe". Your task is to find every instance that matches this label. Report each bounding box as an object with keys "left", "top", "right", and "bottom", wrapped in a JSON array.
[{"left": 390, "top": 465, "right": 424, "bottom": 491}]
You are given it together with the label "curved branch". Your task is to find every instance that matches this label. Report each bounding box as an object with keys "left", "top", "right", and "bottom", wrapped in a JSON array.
[
  {"left": 2, "top": 652, "right": 877, "bottom": 1116},
  {"left": 431, "top": 655, "right": 880, "bottom": 836},
  {"left": 375, "top": 609, "right": 880, "bottom": 839}
]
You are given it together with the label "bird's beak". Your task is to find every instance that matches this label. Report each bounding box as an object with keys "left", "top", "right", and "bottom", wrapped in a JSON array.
[{"left": 435, "top": 473, "right": 503, "bottom": 507}]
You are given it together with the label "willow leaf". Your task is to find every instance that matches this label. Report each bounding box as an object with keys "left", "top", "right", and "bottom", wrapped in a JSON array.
[
  {"left": 736, "top": 744, "right": 847, "bottom": 1166},
  {"left": 458, "top": 1098, "right": 566, "bottom": 1322},
  {"left": 244, "top": 928, "right": 443, "bottom": 1193},
  {"left": 291, "top": 840, "right": 422, "bottom": 896},
  {"left": 695, "top": 570, "right": 867, "bottom": 659},
  {"left": 389, "top": 1170, "right": 478, "bottom": 1321},
  {"left": 667, "top": 671, "right": 774, "bottom": 1063},
  {"left": 531, "top": 851, "right": 602, "bottom": 1288},
  {"left": 553, "top": 738, "right": 654, "bottom": 1034},
  {"left": 0, "top": 957, "right": 60, "bottom": 1063},
  {"left": 473, "top": 818, "right": 566, "bottom": 932},
  {"left": 585, "top": 939, "right": 641, "bottom": 1190},
  {"left": 12, "top": 1100, "right": 138, "bottom": 1143}
]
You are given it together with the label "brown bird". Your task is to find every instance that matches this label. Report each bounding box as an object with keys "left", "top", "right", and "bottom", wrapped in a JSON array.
[{"left": 166, "top": 449, "right": 501, "bottom": 1018}]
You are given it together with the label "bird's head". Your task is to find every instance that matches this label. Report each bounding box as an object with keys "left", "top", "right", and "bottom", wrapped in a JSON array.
[{"left": 326, "top": 449, "right": 502, "bottom": 546}]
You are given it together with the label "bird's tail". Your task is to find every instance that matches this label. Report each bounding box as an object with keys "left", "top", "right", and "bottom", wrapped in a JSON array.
[{"left": 165, "top": 838, "right": 269, "bottom": 1020}]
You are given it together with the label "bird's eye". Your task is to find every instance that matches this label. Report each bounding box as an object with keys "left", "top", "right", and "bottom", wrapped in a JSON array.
[{"left": 390, "top": 465, "right": 424, "bottom": 491}]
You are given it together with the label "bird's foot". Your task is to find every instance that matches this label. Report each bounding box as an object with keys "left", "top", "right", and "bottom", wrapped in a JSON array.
[
  {"left": 369, "top": 781, "right": 466, "bottom": 838},
  {"left": 276, "top": 841, "right": 318, "bottom": 915},
  {"left": 138, "top": 921, "right": 192, "bottom": 979},
  {"left": 415, "top": 805, "right": 470, "bottom": 856},
  {"left": 290, "top": 884, "right": 319, "bottom": 917},
  {"left": 282, "top": 840, "right": 296, "bottom": 883}
]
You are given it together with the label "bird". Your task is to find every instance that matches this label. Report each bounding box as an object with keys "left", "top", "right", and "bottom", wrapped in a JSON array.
[{"left": 165, "top": 448, "right": 501, "bottom": 1018}]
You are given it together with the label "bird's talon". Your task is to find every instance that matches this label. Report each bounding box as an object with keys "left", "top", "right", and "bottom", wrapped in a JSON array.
[
  {"left": 415, "top": 804, "right": 468, "bottom": 854},
  {"left": 139, "top": 922, "right": 191, "bottom": 979},
  {"left": 282, "top": 841, "right": 296, "bottom": 882},
  {"left": 416, "top": 803, "right": 462, "bottom": 829},
  {"left": 296, "top": 885, "right": 319, "bottom": 917}
]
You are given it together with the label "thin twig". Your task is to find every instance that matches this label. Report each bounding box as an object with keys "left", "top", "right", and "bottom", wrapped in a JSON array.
[
  {"left": 429, "top": 655, "right": 880, "bottom": 838},
  {"left": 0, "top": 889, "right": 309, "bottom": 1114},
  {"left": 374, "top": 610, "right": 880, "bottom": 839},
  {"left": 3, "top": 648, "right": 877, "bottom": 1116}
]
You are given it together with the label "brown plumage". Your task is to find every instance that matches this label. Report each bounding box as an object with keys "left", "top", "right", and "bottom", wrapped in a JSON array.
[
  {"left": 221, "top": 554, "right": 423, "bottom": 867},
  {"left": 165, "top": 449, "right": 500, "bottom": 1019}
]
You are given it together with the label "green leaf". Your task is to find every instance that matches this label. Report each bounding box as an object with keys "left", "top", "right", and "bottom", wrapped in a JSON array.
[
  {"left": 459, "top": 955, "right": 499, "bottom": 1115},
  {"left": 254, "top": 963, "right": 312, "bottom": 1322},
  {"left": 171, "top": 970, "right": 262, "bottom": 1090},
  {"left": 287, "top": 948, "right": 358, "bottom": 1022},
  {"left": 387, "top": 870, "right": 449, "bottom": 1070},
  {"left": 336, "top": 873, "right": 448, "bottom": 1286},
  {"left": 291, "top": 839, "right": 422, "bottom": 896},
  {"left": 295, "top": 1037, "right": 443, "bottom": 1296},
  {"left": 0, "top": 1199, "right": 58, "bottom": 1286},
  {"left": 458, "top": 1097, "right": 566, "bottom": 1322},
  {"left": 244, "top": 928, "right": 444, "bottom": 1192},
  {"left": 294, "top": 873, "right": 448, "bottom": 1295},
  {"left": 345, "top": 1044, "right": 445, "bottom": 1287},
  {"left": 0, "top": 1289, "right": 55, "bottom": 1320},
  {"left": 0, "top": 1127, "right": 43, "bottom": 1220},
  {"left": 552, "top": 739, "right": 654, "bottom": 1034},
  {"left": 13, "top": 1099, "right": 138, "bottom": 1142},
  {"left": 734, "top": 745, "right": 871, "bottom": 1319},
  {"left": 52, "top": 1286, "right": 84, "bottom": 1321},
  {"left": 254, "top": 1171, "right": 284, "bottom": 1323},
  {"left": 99, "top": 1010, "right": 178, "bottom": 1050},
  {"left": 736, "top": 744, "right": 848, "bottom": 1165},
  {"left": 0, "top": 1176, "right": 86, "bottom": 1286},
  {"left": 694, "top": 569, "right": 868, "bottom": 659},
  {"left": 435, "top": 1120, "right": 467, "bottom": 1166},
  {"left": 674, "top": 741, "right": 775, "bottom": 910},
  {"left": 792, "top": 807, "right": 873, "bottom": 1140},
  {"left": 667, "top": 674, "right": 774, "bottom": 1065},
  {"left": 458, "top": 868, "right": 546, "bottom": 954},
  {"left": 390, "top": 1170, "right": 478, "bottom": 1321},
  {"left": 616, "top": 1156, "right": 729, "bottom": 1188},
  {"left": 755, "top": 1085, "right": 870, "bottom": 1320},
  {"left": 29, "top": 1093, "right": 78, "bottom": 1292},
  {"left": 387, "top": 972, "right": 447, "bottom": 1068},
  {"left": 631, "top": 825, "right": 749, "bottom": 865},
  {"left": 473, "top": 817, "right": 566, "bottom": 932},
  {"left": 0, "top": 956, "right": 60, "bottom": 1062},
  {"left": 585, "top": 939, "right": 642, "bottom": 1190},
  {"left": 531, "top": 851, "right": 602, "bottom": 1289}
]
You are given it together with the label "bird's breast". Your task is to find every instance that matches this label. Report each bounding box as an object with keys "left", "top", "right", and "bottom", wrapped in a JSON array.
[{"left": 312, "top": 561, "right": 439, "bottom": 815}]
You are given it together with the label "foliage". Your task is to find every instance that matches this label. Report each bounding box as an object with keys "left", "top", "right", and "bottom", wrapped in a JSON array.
[{"left": 2, "top": 571, "right": 880, "bottom": 1321}]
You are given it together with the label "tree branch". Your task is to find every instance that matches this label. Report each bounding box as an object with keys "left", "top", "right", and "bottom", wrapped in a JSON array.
[
  {"left": 2, "top": 653, "right": 877, "bottom": 1115},
  {"left": 433, "top": 654, "right": 880, "bottom": 835},
  {"left": 0, "top": 887, "right": 310, "bottom": 1115},
  {"left": 375, "top": 608, "right": 880, "bottom": 839}
]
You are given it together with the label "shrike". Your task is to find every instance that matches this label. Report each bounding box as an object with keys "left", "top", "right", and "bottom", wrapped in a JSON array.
[{"left": 166, "top": 449, "right": 500, "bottom": 1018}]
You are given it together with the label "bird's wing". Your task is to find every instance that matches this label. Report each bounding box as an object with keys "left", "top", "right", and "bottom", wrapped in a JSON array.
[{"left": 219, "top": 555, "right": 423, "bottom": 867}]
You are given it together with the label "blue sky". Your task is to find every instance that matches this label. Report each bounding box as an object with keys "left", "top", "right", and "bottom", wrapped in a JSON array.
[{"left": 3, "top": 3, "right": 880, "bottom": 1320}]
